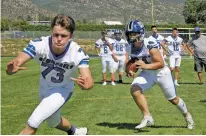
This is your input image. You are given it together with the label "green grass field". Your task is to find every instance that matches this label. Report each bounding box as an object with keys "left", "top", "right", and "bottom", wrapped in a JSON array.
[{"left": 1, "top": 57, "right": 206, "bottom": 135}]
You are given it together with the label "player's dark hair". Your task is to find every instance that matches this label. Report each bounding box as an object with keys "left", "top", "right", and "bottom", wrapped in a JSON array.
[
  {"left": 151, "top": 25, "right": 157, "bottom": 29},
  {"left": 172, "top": 27, "right": 178, "bottom": 31},
  {"left": 101, "top": 31, "right": 107, "bottom": 35},
  {"left": 51, "top": 14, "right": 75, "bottom": 34}
]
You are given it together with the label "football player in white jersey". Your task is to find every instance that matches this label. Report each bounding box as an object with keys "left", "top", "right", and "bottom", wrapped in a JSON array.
[
  {"left": 125, "top": 20, "right": 194, "bottom": 130},
  {"left": 95, "top": 31, "right": 116, "bottom": 86},
  {"left": 149, "top": 25, "right": 166, "bottom": 59},
  {"left": 6, "top": 14, "right": 93, "bottom": 135},
  {"left": 112, "top": 29, "right": 128, "bottom": 83},
  {"left": 162, "top": 28, "right": 184, "bottom": 86}
]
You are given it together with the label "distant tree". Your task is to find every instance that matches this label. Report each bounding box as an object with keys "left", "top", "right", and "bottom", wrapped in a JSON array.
[
  {"left": 83, "top": 19, "right": 87, "bottom": 24},
  {"left": 76, "top": 20, "right": 82, "bottom": 24},
  {"left": 17, "top": 16, "right": 25, "bottom": 21},
  {"left": 1, "top": 18, "right": 9, "bottom": 31},
  {"left": 183, "top": 0, "right": 206, "bottom": 24},
  {"left": 26, "top": 15, "right": 32, "bottom": 21}
]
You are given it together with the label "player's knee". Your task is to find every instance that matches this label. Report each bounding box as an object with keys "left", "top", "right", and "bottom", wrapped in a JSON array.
[
  {"left": 21, "top": 124, "right": 37, "bottom": 134},
  {"left": 130, "top": 84, "right": 142, "bottom": 94},
  {"left": 169, "top": 96, "right": 179, "bottom": 105},
  {"left": 175, "top": 67, "right": 180, "bottom": 72},
  {"left": 170, "top": 67, "right": 174, "bottom": 71}
]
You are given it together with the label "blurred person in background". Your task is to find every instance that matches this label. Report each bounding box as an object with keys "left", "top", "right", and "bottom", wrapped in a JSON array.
[{"left": 186, "top": 27, "right": 206, "bottom": 85}]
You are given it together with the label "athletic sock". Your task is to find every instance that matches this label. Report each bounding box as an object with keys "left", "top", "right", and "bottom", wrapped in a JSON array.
[
  {"left": 176, "top": 98, "right": 188, "bottom": 115},
  {"left": 67, "top": 125, "right": 76, "bottom": 135}
]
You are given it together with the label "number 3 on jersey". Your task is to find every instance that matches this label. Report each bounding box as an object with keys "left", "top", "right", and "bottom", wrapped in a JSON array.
[{"left": 41, "top": 62, "right": 65, "bottom": 83}]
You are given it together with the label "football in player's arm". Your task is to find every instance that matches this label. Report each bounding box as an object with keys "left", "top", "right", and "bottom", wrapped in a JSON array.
[{"left": 124, "top": 20, "right": 194, "bottom": 130}]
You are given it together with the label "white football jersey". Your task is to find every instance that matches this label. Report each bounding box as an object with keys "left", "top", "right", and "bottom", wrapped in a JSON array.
[
  {"left": 148, "top": 34, "right": 164, "bottom": 55},
  {"left": 126, "top": 37, "right": 165, "bottom": 73},
  {"left": 23, "top": 36, "right": 89, "bottom": 89},
  {"left": 95, "top": 38, "right": 113, "bottom": 57},
  {"left": 112, "top": 39, "right": 128, "bottom": 55},
  {"left": 165, "top": 36, "right": 183, "bottom": 56}
]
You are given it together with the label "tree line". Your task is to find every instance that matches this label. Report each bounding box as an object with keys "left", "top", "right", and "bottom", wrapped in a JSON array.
[{"left": 1, "top": 0, "right": 206, "bottom": 31}]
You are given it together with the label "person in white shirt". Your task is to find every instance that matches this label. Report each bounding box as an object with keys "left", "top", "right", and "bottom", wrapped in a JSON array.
[
  {"left": 6, "top": 14, "right": 93, "bottom": 135},
  {"left": 162, "top": 28, "right": 184, "bottom": 86},
  {"left": 95, "top": 31, "right": 116, "bottom": 86},
  {"left": 112, "top": 29, "right": 128, "bottom": 83},
  {"left": 149, "top": 25, "right": 166, "bottom": 59}
]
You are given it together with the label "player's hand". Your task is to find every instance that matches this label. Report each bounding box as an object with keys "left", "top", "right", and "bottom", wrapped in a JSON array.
[
  {"left": 70, "top": 75, "right": 87, "bottom": 89},
  {"left": 6, "top": 60, "right": 26, "bottom": 75},
  {"left": 112, "top": 53, "right": 118, "bottom": 62},
  {"left": 126, "top": 70, "right": 136, "bottom": 78},
  {"left": 135, "top": 60, "right": 146, "bottom": 69},
  {"left": 105, "top": 36, "right": 109, "bottom": 42}
]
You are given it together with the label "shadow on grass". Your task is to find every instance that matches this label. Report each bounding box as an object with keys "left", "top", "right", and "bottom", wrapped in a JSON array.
[
  {"left": 200, "top": 100, "right": 206, "bottom": 103},
  {"left": 179, "top": 82, "right": 205, "bottom": 85},
  {"left": 97, "top": 122, "right": 186, "bottom": 132},
  {"left": 96, "top": 122, "right": 138, "bottom": 130},
  {"left": 150, "top": 125, "right": 186, "bottom": 129}
]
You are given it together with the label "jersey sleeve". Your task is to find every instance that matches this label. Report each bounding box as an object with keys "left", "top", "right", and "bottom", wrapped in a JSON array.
[
  {"left": 160, "top": 35, "right": 165, "bottom": 41},
  {"left": 95, "top": 39, "right": 101, "bottom": 48},
  {"left": 180, "top": 37, "right": 184, "bottom": 44},
  {"left": 77, "top": 47, "right": 90, "bottom": 68},
  {"left": 23, "top": 38, "right": 43, "bottom": 59},
  {"left": 146, "top": 39, "right": 158, "bottom": 50},
  {"left": 163, "top": 36, "right": 169, "bottom": 42}
]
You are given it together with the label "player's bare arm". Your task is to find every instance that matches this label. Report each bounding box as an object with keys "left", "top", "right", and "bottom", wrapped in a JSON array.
[
  {"left": 6, "top": 52, "right": 31, "bottom": 75},
  {"left": 135, "top": 48, "right": 164, "bottom": 70},
  {"left": 95, "top": 45, "right": 100, "bottom": 56},
  {"left": 160, "top": 41, "right": 168, "bottom": 52},
  {"left": 125, "top": 52, "right": 129, "bottom": 64},
  {"left": 185, "top": 43, "right": 194, "bottom": 55},
  {"left": 105, "top": 37, "right": 118, "bottom": 62},
  {"left": 71, "top": 67, "right": 93, "bottom": 90}
]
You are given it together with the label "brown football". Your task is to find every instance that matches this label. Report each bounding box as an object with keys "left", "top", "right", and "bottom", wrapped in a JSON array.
[{"left": 125, "top": 58, "right": 138, "bottom": 74}]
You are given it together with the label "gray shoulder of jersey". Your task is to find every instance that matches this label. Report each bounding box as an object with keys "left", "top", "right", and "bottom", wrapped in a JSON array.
[
  {"left": 29, "top": 36, "right": 49, "bottom": 49},
  {"left": 144, "top": 38, "right": 158, "bottom": 50},
  {"left": 178, "top": 36, "right": 183, "bottom": 41},
  {"left": 95, "top": 38, "right": 102, "bottom": 44},
  {"left": 70, "top": 40, "right": 80, "bottom": 48},
  {"left": 159, "top": 34, "right": 165, "bottom": 39},
  {"left": 31, "top": 36, "right": 48, "bottom": 43}
]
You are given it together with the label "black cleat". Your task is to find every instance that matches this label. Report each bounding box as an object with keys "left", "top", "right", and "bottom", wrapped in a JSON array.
[{"left": 119, "top": 80, "right": 123, "bottom": 83}]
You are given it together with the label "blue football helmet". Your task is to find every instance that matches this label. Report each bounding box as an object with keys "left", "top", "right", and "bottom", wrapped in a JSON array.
[
  {"left": 114, "top": 29, "right": 122, "bottom": 40},
  {"left": 125, "top": 20, "right": 145, "bottom": 44},
  {"left": 114, "top": 29, "right": 122, "bottom": 34}
]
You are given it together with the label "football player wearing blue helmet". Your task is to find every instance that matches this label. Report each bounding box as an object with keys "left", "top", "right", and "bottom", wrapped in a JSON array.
[
  {"left": 125, "top": 20, "right": 194, "bottom": 130},
  {"left": 112, "top": 29, "right": 128, "bottom": 83},
  {"left": 114, "top": 29, "right": 122, "bottom": 41}
]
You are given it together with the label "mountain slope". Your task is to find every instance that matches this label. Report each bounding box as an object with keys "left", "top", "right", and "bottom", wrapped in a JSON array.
[
  {"left": 31, "top": 0, "right": 185, "bottom": 24},
  {"left": 1, "top": 0, "right": 185, "bottom": 24},
  {"left": 1, "top": 0, "right": 56, "bottom": 20}
]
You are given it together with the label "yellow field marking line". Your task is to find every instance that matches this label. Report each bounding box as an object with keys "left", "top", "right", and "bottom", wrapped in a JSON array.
[
  {"left": 1, "top": 93, "right": 189, "bottom": 108},
  {"left": 1, "top": 95, "right": 171, "bottom": 108},
  {"left": 1, "top": 96, "right": 134, "bottom": 108}
]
